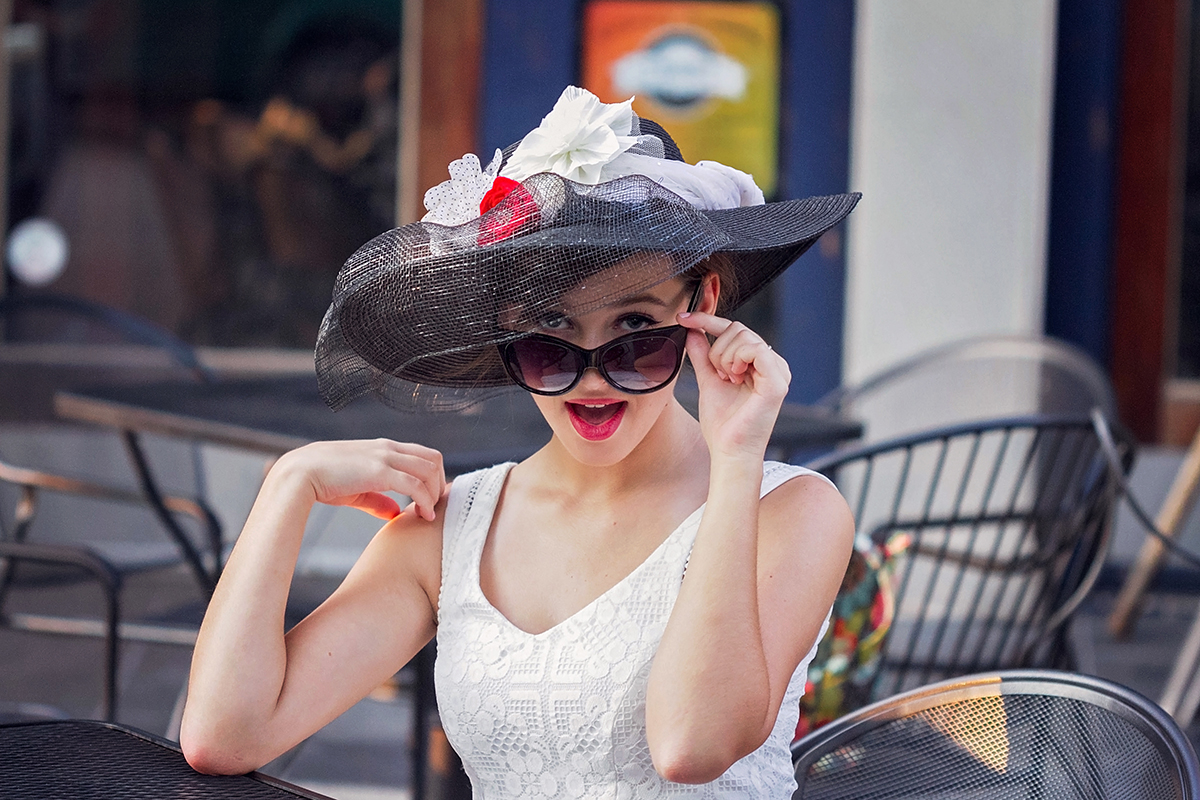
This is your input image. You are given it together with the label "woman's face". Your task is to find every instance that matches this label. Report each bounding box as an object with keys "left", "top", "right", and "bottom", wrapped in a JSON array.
[{"left": 526, "top": 261, "right": 717, "bottom": 467}]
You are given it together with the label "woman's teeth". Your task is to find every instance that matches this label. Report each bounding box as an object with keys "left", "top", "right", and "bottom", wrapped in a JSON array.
[{"left": 570, "top": 401, "right": 624, "bottom": 425}]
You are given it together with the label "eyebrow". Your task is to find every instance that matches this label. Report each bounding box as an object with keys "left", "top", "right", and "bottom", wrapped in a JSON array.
[{"left": 613, "top": 292, "right": 671, "bottom": 307}]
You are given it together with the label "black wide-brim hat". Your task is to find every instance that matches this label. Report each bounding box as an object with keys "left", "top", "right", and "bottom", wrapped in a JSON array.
[{"left": 316, "top": 135, "right": 859, "bottom": 412}]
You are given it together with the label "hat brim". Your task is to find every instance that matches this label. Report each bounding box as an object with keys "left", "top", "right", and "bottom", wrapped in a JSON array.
[
  {"left": 702, "top": 192, "right": 861, "bottom": 308},
  {"left": 316, "top": 174, "right": 859, "bottom": 410}
]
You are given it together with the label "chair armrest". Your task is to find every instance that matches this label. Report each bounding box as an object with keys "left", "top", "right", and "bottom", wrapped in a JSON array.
[
  {"left": 0, "top": 458, "right": 213, "bottom": 526},
  {"left": 0, "top": 540, "right": 121, "bottom": 592}
]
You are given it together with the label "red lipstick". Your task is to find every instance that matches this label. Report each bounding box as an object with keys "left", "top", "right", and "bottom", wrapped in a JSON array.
[{"left": 565, "top": 399, "right": 627, "bottom": 441}]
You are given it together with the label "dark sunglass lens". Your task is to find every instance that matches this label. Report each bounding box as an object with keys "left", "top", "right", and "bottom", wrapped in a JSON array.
[
  {"left": 506, "top": 338, "right": 580, "bottom": 392},
  {"left": 602, "top": 333, "right": 683, "bottom": 391}
]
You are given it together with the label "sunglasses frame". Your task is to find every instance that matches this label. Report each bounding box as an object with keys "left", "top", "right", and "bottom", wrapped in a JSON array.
[
  {"left": 500, "top": 326, "right": 690, "bottom": 396},
  {"left": 499, "top": 281, "right": 705, "bottom": 396}
]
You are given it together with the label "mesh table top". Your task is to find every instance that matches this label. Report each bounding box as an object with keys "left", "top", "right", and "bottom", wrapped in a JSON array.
[
  {"left": 0, "top": 720, "right": 333, "bottom": 799},
  {"left": 798, "top": 690, "right": 1187, "bottom": 799}
]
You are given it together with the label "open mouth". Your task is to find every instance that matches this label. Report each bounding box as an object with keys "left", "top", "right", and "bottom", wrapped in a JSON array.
[{"left": 565, "top": 400, "right": 627, "bottom": 441}]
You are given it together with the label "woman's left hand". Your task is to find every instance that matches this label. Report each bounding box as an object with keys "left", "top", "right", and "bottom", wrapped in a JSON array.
[{"left": 677, "top": 311, "right": 790, "bottom": 460}]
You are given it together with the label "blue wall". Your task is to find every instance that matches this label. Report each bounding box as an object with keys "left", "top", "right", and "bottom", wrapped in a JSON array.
[
  {"left": 773, "top": 1, "right": 855, "bottom": 402},
  {"left": 480, "top": 0, "right": 857, "bottom": 403},
  {"left": 1044, "top": 0, "right": 1123, "bottom": 367},
  {"left": 480, "top": 0, "right": 579, "bottom": 153}
]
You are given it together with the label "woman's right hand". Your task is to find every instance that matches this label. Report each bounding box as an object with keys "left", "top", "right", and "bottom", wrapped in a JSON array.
[{"left": 273, "top": 439, "right": 446, "bottom": 522}]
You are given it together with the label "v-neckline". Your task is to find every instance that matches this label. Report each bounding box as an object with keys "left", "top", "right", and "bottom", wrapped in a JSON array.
[{"left": 470, "top": 462, "right": 706, "bottom": 639}]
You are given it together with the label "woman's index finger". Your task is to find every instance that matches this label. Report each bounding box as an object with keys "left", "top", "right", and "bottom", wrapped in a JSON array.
[{"left": 677, "top": 311, "right": 734, "bottom": 337}]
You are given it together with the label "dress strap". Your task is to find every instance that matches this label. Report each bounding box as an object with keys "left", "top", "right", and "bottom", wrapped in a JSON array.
[
  {"left": 760, "top": 461, "right": 837, "bottom": 497},
  {"left": 441, "top": 473, "right": 475, "bottom": 545},
  {"left": 439, "top": 463, "right": 513, "bottom": 623}
]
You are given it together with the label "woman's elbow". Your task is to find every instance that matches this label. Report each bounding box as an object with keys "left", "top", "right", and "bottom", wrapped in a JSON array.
[
  {"left": 181, "top": 739, "right": 244, "bottom": 776},
  {"left": 653, "top": 751, "right": 732, "bottom": 785},
  {"left": 650, "top": 732, "right": 763, "bottom": 785},
  {"left": 179, "top": 716, "right": 264, "bottom": 776},
  {"left": 182, "top": 743, "right": 245, "bottom": 776}
]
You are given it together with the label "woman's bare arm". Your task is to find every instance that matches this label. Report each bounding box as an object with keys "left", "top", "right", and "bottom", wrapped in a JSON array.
[
  {"left": 646, "top": 468, "right": 852, "bottom": 783},
  {"left": 646, "top": 313, "right": 854, "bottom": 783},
  {"left": 180, "top": 439, "right": 446, "bottom": 774}
]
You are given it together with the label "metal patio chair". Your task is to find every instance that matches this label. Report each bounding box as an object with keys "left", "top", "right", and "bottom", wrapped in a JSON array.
[
  {"left": 791, "top": 669, "right": 1200, "bottom": 799},
  {"left": 0, "top": 292, "right": 221, "bottom": 720},
  {"left": 817, "top": 334, "right": 1117, "bottom": 446},
  {"left": 804, "top": 413, "right": 1134, "bottom": 705}
]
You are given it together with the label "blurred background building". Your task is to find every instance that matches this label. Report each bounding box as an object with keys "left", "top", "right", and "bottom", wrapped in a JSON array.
[
  {"left": 0, "top": 0, "right": 1193, "bottom": 448},
  {"left": 1, "top": 0, "right": 400, "bottom": 349}
]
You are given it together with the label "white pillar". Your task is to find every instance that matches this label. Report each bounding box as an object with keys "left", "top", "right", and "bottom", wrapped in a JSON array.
[{"left": 844, "top": 0, "right": 1059, "bottom": 383}]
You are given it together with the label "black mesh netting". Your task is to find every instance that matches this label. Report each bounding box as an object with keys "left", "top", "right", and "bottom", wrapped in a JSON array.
[
  {"left": 0, "top": 721, "right": 322, "bottom": 798},
  {"left": 314, "top": 170, "right": 859, "bottom": 413},
  {"left": 798, "top": 693, "right": 1183, "bottom": 799}
]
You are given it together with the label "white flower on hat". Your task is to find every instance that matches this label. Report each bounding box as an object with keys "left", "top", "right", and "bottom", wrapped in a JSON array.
[
  {"left": 600, "top": 155, "right": 765, "bottom": 210},
  {"left": 421, "top": 85, "right": 764, "bottom": 235},
  {"left": 500, "top": 86, "right": 641, "bottom": 185},
  {"left": 422, "top": 149, "right": 504, "bottom": 225}
]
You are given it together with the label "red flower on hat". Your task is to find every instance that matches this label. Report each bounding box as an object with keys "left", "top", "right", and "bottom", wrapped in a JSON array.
[
  {"left": 479, "top": 176, "right": 520, "bottom": 215},
  {"left": 478, "top": 177, "right": 539, "bottom": 245}
]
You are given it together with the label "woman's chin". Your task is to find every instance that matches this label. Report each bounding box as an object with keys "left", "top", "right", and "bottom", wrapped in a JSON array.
[{"left": 554, "top": 423, "right": 642, "bottom": 467}]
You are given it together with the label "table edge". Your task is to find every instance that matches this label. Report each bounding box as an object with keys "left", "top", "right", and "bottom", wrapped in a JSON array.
[{"left": 0, "top": 719, "right": 338, "bottom": 799}]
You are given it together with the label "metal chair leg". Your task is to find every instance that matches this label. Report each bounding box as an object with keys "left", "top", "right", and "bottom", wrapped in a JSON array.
[
  {"left": 412, "top": 640, "right": 435, "bottom": 799},
  {"left": 121, "top": 430, "right": 219, "bottom": 597},
  {"left": 0, "top": 541, "right": 122, "bottom": 720},
  {"left": 1161, "top": 602, "right": 1200, "bottom": 726}
]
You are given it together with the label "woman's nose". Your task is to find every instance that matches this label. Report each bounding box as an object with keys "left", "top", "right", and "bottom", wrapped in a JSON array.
[
  {"left": 575, "top": 329, "right": 611, "bottom": 351},
  {"left": 576, "top": 365, "right": 610, "bottom": 391}
]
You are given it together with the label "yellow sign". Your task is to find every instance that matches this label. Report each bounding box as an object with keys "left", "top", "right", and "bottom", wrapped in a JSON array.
[{"left": 581, "top": 1, "right": 781, "bottom": 196}]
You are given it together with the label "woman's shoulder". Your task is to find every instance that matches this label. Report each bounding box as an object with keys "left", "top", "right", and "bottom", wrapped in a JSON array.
[{"left": 759, "top": 460, "right": 852, "bottom": 540}]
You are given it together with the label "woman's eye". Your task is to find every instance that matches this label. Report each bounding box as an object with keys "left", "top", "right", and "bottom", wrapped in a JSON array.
[
  {"left": 539, "top": 315, "right": 570, "bottom": 331},
  {"left": 618, "top": 314, "right": 658, "bottom": 332}
]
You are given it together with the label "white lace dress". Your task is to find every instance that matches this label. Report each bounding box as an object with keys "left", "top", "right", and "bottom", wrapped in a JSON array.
[{"left": 435, "top": 461, "right": 832, "bottom": 799}]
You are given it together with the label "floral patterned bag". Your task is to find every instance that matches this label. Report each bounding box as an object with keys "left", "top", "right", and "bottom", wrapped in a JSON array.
[{"left": 794, "top": 533, "right": 906, "bottom": 739}]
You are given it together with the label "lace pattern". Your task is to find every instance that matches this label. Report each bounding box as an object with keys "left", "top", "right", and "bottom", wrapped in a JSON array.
[{"left": 435, "top": 462, "right": 832, "bottom": 798}]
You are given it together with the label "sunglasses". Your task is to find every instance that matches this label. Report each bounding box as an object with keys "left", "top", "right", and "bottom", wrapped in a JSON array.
[{"left": 499, "top": 282, "right": 703, "bottom": 396}]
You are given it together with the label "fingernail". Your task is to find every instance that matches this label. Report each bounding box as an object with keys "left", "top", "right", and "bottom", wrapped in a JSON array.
[{"left": 678, "top": 312, "right": 691, "bottom": 319}]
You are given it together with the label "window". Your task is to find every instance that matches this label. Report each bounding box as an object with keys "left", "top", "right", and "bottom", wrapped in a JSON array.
[{"left": 5, "top": 0, "right": 400, "bottom": 349}]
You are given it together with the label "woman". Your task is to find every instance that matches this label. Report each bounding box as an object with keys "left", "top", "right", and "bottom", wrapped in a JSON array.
[{"left": 181, "top": 86, "right": 858, "bottom": 796}]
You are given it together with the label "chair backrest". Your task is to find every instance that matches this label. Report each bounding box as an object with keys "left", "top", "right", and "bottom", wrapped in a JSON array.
[
  {"left": 818, "top": 335, "right": 1117, "bottom": 445},
  {"left": 0, "top": 292, "right": 214, "bottom": 383},
  {"left": 805, "top": 414, "right": 1133, "bottom": 703},
  {"left": 791, "top": 669, "right": 1200, "bottom": 799},
  {"left": 0, "top": 292, "right": 220, "bottom": 590}
]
